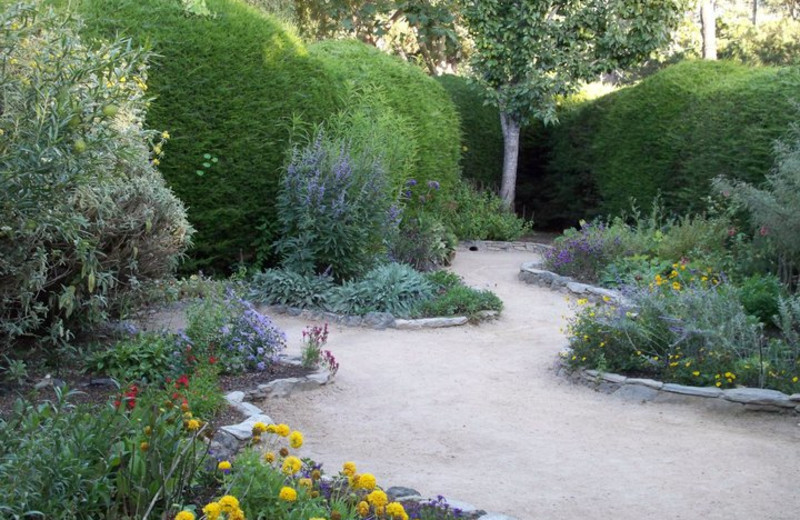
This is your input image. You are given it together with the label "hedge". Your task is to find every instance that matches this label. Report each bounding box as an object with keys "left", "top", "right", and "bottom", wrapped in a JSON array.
[{"left": 518, "top": 60, "right": 800, "bottom": 227}]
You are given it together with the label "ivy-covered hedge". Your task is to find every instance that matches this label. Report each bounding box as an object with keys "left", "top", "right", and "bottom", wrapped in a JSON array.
[
  {"left": 436, "top": 75, "right": 503, "bottom": 189},
  {"left": 58, "top": 0, "right": 340, "bottom": 272},
  {"left": 311, "top": 40, "right": 461, "bottom": 194},
  {"left": 519, "top": 60, "right": 800, "bottom": 227}
]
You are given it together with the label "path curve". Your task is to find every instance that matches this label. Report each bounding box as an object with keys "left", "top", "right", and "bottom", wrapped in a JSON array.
[{"left": 265, "top": 250, "right": 800, "bottom": 520}]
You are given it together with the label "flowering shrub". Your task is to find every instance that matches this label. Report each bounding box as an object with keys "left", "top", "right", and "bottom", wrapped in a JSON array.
[
  {"left": 565, "top": 270, "right": 800, "bottom": 393},
  {"left": 185, "top": 289, "right": 286, "bottom": 373},
  {"left": 301, "top": 323, "right": 329, "bottom": 369},
  {"left": 544, "top": 220, "right": 628, "bottom": 282},
  {"left": 274, "top": 134, "right": 399, "bottom": 281}
]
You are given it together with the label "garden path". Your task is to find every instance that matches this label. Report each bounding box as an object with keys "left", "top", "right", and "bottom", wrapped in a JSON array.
[{"left": 266, "top": 250, "right": 800, "bottom": 520}]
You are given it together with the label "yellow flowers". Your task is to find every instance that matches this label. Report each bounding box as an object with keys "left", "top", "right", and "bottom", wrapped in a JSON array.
[
  {"left": 577, "top": 298, "right": 588, "bottom": 306},
  {"left": 342, "top": 461, "right": 357, "bottom": 477},
  {"left": 357, "top": 501, "right": 370, "bottom": 517},
  {"left": 655, "top": 274, "right": 663, "bottom": 286},
  {"left": 202, "top": 502, "right": 222, "bottom": 520},
  {"left": 357, "top": 473, "right": 377, "bottom": 491},
  {"left": 219, "top": 495, "right": 240, "bottom": 513},
  {"left": 367, "top": 490, "right": 388, "bottom": 508},
  {"left": 298, "top": 477, "right": 313, "bottom": 490},
  {"left": 692, "top": 371, "right": 700, "bottom": 377},
  {"left": 289, "top": 430, "right": 303, "bottom": 448},
  {"left": 186, "top": 419, "right": 200, "bottom": 431},
  {"left": 386, "top": 502, "right": 408, "bottom": 520},
  {"left": 671, "top": 281, "right": 681, "bottom": 291},
  {"left": 139, "top": 441, "right": 149, "bottom": 452},
  {"left": 161, "top": 130, "right": 170, "bottom": 139},
  {"left": 252, "top": 422, "right": 268, "bottom": 435},
  {"left": 279, "top": 486, "right": 298, "bottom": 502},
  {"left": 218, "top": 460, "right": 232, "bottom": 472},
  {"left": 282, "top": 455, "right": 302, "bottom": 475},
  {"left": 264, "top": 451, "right": 275, "bottom": 463},
  {"left": 175, "top": 511, "right": 195, "bottom": 520},
  {"left": 275, "top": 423, "right": 290, "bottom": 437}
]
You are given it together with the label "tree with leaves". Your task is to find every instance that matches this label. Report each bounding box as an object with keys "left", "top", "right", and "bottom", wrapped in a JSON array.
[{"left": 462, "top": 0, "right": 685, "bottom": 208}]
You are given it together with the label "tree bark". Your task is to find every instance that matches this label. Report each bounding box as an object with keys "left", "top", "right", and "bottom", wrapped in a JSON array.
[
  {"left": 700, "top": 0, "right": 717, "bottom": 60},
  {"left": 752, "top": 0, "right": 759, "bottom": 26},
  {"left": 499, "top": 111, "right": 521, "bottom": 210}
]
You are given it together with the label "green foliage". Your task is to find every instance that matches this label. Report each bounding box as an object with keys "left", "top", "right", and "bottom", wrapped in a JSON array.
[
  {"left": 599, "top": 255, "right": 674, "bottom": 288},
  {"left": 0, "top": 3, "right": 192, "bottom": 351},
  {"left": 326, "top": 263, "right": 435, "bottom": 317},
  {"left": 57, "top": 0, "right": 340, "bottom": 273},
  {"left": 310, "top": 39, "right": 461, "bottom": 195},
  {"left": 86, "top": 333, "right": 174, "bottom": 384},
  {"left": 533, "top": 61, "right": 800, "bottom": 220},
  {"left": 436, "top": 75, "right": 503, "bottom": 188},
  {"left": 719, "top": 18, "right": 800, "bottom": 66},
  {"left": 439, "top": 182, "right": 532, "bottom": 240},
  {"left": 413, "top": 283, "right": 503, "bottom": 320},
  {"left": 250, "top": 268, "right": 335, "bottom": 308},
  {"left": 392, "top": 215, "right": 458, "bottom": 272},
  {"left": 737, "top": 274, "right": 785, "bottom": 326}
]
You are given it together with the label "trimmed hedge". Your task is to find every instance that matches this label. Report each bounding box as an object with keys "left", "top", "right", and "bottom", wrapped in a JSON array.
[
  {"left": 519, "top": 60, "right": 800, "bottom": 227},
  {"left": 59, "top": 0, "right": 340, "bottom": 272},
  {"left": 436, "top": 75, "right": 503, "bottom": 189},
  {"left": 310, "top": 40, "right": 461, "bottom": 194}
]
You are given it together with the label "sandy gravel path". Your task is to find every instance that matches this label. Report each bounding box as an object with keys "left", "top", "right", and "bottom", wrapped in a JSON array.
[{"left": 263, "top": 250, "right": 800, "bottom": 520}]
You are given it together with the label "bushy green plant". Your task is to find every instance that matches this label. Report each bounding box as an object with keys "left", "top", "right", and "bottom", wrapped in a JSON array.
[
  {"left": 0, "top": 3, "right": 192, "bottom": 351},
  {"left": 86, "top": 332, "right": 174, "bottom": 384},
  {"left": 250, "top": 268, "right": 335, "bottom": 308},
  {"left": 392, "top": 214, "right": 458, "bottom": 272},
  {"left": 599, "top": 255, "right": 674, "bottom": 288},
  {"left": 439, "top": 182, "right": 532, "bottom": 241},
  {"left": 413, "top": 284, "right": 503, "bottom": 321},
  {"left": 738, "top": 274, "right": 785, "bottom": 326},
  {"left": 719, "top": 18, "right": 800, "bottom": 66},
  {"left": 544, "top": 220, "right": 629, "bottom": 282},
  {"left": 326, "top": 263, "right": 434, "bottom": 317},
  {"left": 274, "top": 133, "right": 398, "bottom": 281},
  {"left": 424, "top": 270, "right": 463, "bottom": 291}
]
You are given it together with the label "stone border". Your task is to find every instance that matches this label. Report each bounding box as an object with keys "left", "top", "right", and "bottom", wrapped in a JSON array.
[
  {"left": 555, "top": 359, "right": 800, "bottom": 415},
  {"left": 460, "top": 239, "right": 552, "bottom": 254},
  {"left": 258, "top": 304, "right": 497, "bottom": 331},
  {"left": 519, "top": 261, "right": 627, "bottom": 305}
]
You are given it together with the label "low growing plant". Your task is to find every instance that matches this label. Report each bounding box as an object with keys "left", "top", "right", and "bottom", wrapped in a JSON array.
[
  {"left": 85, "top": 332, "right": 175, "bottom": 384},
  {"left": 326, "top": 263, "right": 434, "bottom": 317},
  {"left": 250, "top": 268, "right": 335, "bottom": 309},
  {"left": 414, "top": 284, "right": 503, "bottom": 321}
]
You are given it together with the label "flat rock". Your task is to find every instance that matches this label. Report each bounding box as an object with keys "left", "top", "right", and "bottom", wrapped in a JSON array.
[
  {"left": 566, "top": 282, "right": 591, "bottom": 294},
  {"left": 286, "top": 307, "right": 303, "bottom": 316},
  {"left": 613, "top": 384, "right": 659, "bottom": 402},
  {"left": 744, "top": 404, "right": 785, "bottom": 413},
  {"left": 386, "top": 486, "right": 421, "bottom": 501},
  {"left": 307, "top": 371, "right": 332, "bottom": 385},
  {"left": 662, "top": 383, "right": 723, "bottom": 398},
  {"left": 626, "top": 378, "right": 664, "bottom": 390},
  {"left": 600, "top": 372, "right": 627, "bottom": 384},
  {"left": 343, "top": 315, "right": 363, "bottom": 327},
  {"left": 394, "top": 317, "right": 468, "bottom": 330},
  {"left": 723, "top": 388, "right": 794, "bottom": 407},
  {"left": 220, "top": 413, "right": 273, "bottom": 441},
  {"left": 259, "top": 378, "right": 301, "bottom": 398},
  {"left": 475, "top": 310, "right": 499, "bottom": 320},
  {"left": 233, "top": 401, "right": 264, "bottom": 417},
  {"left": 225, "top": 391, "right": 245, "bottom": 404},
  {"left": 787, "top": 393, "right": 800, "bottom": 402},
  {"left": 363, "top": 312, "right": 394, "bottom": 330}
]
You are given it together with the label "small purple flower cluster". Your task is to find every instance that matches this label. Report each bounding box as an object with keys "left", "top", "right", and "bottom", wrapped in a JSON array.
[
  {"left": 402, "top": 495, "right": 464, "bottom": 519},
  {"left": 544, "top": 221, "right": 624, "bottom": 282},
  {"left": 222, "top": 295, "right": 287, "bottom": 372}
]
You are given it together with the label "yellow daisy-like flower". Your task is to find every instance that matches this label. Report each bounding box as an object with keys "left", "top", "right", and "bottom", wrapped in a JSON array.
[
  {"left": 186, "top": 419, "right": 200, "bottom": 431},
  {"left": 672, "top": 281, "right": 681, "bottom": 291},
  {"left": 264, "top": 451, "right": 276, "bottom": 463},
  {"left": 140, "top": 441, "right": 149, "bottom": 452},
  {"left": 357, "top": 501, "right": 370, "bottom": 518},
  {"left": 577, "top": 298, "right": 588, "bottom": 306},
  {"left": 218, "top": 460, "right": 232, "bottom": 472},
  {"left": 386, "top": 502, "right": 406, "bottom": 519},
  {"left": 228, "top": 508, "right": 245, "bottom": 520},
  {"left": 266, "top": 424, "right": 277, "bottom": 433},
  {"left": 279, "top": 486, "right": 297, "bottom": 502},
  {"left": 289, "top": 430, "right": 304, "bottom": 448},
  {"left": 203, "top": 502, "right": 222, "bottom": 520},
  {"left": 161, "top": 130, "right": 170, "bottom": 139},
  {"left": 793, "top": 376, "right": 798, "bottom": 383},
  {"left": 252, "top": 422, "right": 268, "bottom": 435},
  {"left": 276, "top": 423, "right": 290, "bottom": 437},
  {"left": 669, "top": 270, "right": 679, "bottom": 279},
  {"left": 692, "top": 371, "right": 700, "bottom": 376},
  {"left": 175, "top": 511, "right": 195, "bottom": 520},
  {"left": 357, "top": 473, "right": 377, "bottom": 491},
  {"left": 367, "top": 490, "right": 388, "bottom": 508},
  {"left": 342, "top": 461, "right": 357, "bottom": 476},
  {"left": 350, "top": 474, "right": 361, "bottom": 488},
  {"left": 219, "top": 495, "right": 240, "bottom": 513},
  {"left": 152, "top": 158, "right": 160, "bottom": 166},
  {"left": 298, "top": 477, "right": 313, "bottom": 490},
  {"left": 282, "top": 455, "right": 302, "bottom": 475}
]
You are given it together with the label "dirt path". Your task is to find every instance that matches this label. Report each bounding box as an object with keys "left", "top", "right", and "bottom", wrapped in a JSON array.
[{"left": 264, "top": 250, "right": 800, "bottom": 520}]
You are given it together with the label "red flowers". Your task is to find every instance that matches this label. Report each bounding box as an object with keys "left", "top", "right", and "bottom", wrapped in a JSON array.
[
  {"left": 115, "top": 384, "right": 139, "bottom": 410},
  {"left": 175, "top": 374, "right": 190, "bottom": 389}
]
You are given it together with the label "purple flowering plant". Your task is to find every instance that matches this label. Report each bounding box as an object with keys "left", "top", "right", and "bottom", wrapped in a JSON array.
[{"left": 544, "top": 219, "right": 628, "bottom": 282}]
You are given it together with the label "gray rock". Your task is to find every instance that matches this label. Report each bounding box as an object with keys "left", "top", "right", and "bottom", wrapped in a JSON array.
[
  {"left": 566, "top": 282, "right": 591, "bottom": 295},
  {"left": 233, "top": 401, "right": 265, "bottom": 417},
  {"left": 789, "top": 393, "right": 800, "bottom": 402},
  {"left": 743, "top": 404, "right": 785, "bottom": 413},
  {"left": 723, "top": 388, "right": 794, "bottom": 407},
  {"left": 287, "top": 306, "right": 303, "bottom": 316},
  {"left": 596, "top": 381, "right": 620, "bottom": 394},
  {"left": 225, "top": 391, "right": 245, "bottom": 404},
  {"left": 386, "top": 486, "right": 421, "bottom": 501},
  {"left": 600, "top": 372, "right": 627, "bottom": 384},
  {"left": 84, "top": 377, "right": 119, "bottom": 389},
  {"left": 796, "top": 405, "right": 800, "bottom": 413},
  {"left": 626, "top": 378, "right": 664, "bottom": 390},
  {"left": 363, "top": 312, "right": 395, "bottom": 330},
  {"left": 479, "top": 513, "right": 520, "bottom": 520},
  {"left": 651, "top": 392, "right": 698, "bottom": 406},
  {"left": 220, "top": 414, "right": 274, "bottom": 441},
  {"left": 211, "top": 429, "right": 240, "bottom": 453},
  {"left": 662, "top": 383, "right": 723, "bottom": 398},
  {"left": 475, "top": 310, "right": 499, "bottom": 320},
  {"left": 343, "top": 315, "right": 363, "bottom": 327},
  {"left": 613, "top": 384, "right": 659, "bottom": 402},
  {"left": 583, "top": 369, "right": 600, "bottom": 378},
  {"left": 394, "top": 317, "right": 468, "bottom": 330},
  {"left": 307, "top": 371, "right": 332, "bottom": 385},
  {"left": 259, "top": 378, "right": 301, "bottom": 398}
]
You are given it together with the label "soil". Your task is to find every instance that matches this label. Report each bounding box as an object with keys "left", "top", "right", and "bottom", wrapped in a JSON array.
[{"left": 260, "top": 249, "right": 800, "bottom": 520}]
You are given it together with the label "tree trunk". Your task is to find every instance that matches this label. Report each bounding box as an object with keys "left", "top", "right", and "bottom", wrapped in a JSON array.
[
  {"left": 499, "top": 111, "right": 521, "bottom": 210},
  {"left": 752, "top": 0, "right": 759, "bottom": 26},
  {"left": 700, "top": 0, "right": 717, "bottom": 60}
]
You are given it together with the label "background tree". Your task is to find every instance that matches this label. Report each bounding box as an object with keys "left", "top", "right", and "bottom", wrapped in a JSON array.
[{"left": 462, "top": 0, "right": 685, "bottom": 208}]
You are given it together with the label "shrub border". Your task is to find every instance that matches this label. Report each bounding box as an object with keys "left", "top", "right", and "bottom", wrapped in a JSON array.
[{"left": 519, "top": 258, "right": 800, "bottom": 415}]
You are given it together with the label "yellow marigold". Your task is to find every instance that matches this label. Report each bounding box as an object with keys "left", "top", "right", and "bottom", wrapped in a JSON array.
[
  {"left": 264, "top": 451, "right": 276, "bottom": 463},
  {"left": 386, "top": 502, "right": 406, "bottom": 519},
  {"left": 266, "top": 424, "right": 277, "bottom": 434},
  {"left": 298, "top": 477, "right": 312, "bottom": 490},
  {"left": 161, "top": 130, "right": 170, "bottom": 139},
  {"left": 289, "top": 430, "right": 303, "bottom": 448},
  {"left": 252, "top": 422, "right": 268, "bottom": 435},
  {"left": 669, "top": 270, "right": 678, "bottom": 279},
  {"left": 276, "top": 423, "right": 290, "bottom": 437},
  {"left": 202, "top": 502, "right": 222, "bottom": 520},
  {"left": 692, "top": 371, "right": 700, "bottom": 377},
  {"left": 357, "top": 501, "right": 370, "bottom": 517},
  {"left": 672, "top": 281, "right": 681, "bottom": 291},
  {"left": 367, "top": 490, "right": 388, "bottom": 508},
  {"left": 282, "top": 455, "right": 302, "bottom": 475},
  {"left": 175, "top": 511, "right": 195, "bottom": 520},
  {"left": 358, "top": 473, "right": 377, "bottom": 491},
  {"left": 350, "top": 474, "right": 361, "bottom": 488},
  {"left": 186, "top": 419, "right": 200, "bottom": 431},
  {"left": 279, "top": 486, "right": 297, "bottom": 502},
  {"left": 218, "top": 460, "right": 232, "bottom": 472},
  {"left": 342, "top": 461, "right": 357, "bottom": 477},
  {"left": 219, "top": 495, "right": 240, "bottom": 513},
  {"left": 140, "top": 442, "right": 149, "bottom": 452},
  {"left": 228, "top": 508, "right": 245, "bottom": 520}
]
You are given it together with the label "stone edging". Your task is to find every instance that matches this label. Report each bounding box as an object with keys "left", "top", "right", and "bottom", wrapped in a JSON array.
[
  {"left": 258, "top": 304, "right": 498, "bottom": 331},
  {"left": 555, "top": 359, "right": 800, "bottom": 415},
  {"left": 211, "top": 357, "right": 519, "bottom": 520},
  {"left": 460, "top": 239, "right": 552, "bottom": 254},
  {"left": 519, "top": 261, "right": 627, "bottom": 305}
]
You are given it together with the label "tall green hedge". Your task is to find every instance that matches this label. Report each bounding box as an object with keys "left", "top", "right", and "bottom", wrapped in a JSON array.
[
  {"left": 58, "top": 0, "right": 340, "bottom": 272},
  {"left": 436, "top": 75, "right": 503, "bottom": 189},
  {"left": 519, "top": 60, "right": 800, "bottom": 227},
  {"left": 310, "top": 40, "right": 461, "bottom": 193}
]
